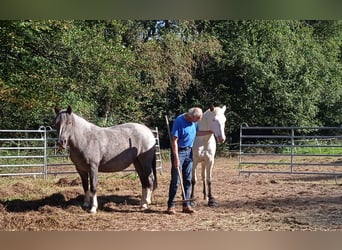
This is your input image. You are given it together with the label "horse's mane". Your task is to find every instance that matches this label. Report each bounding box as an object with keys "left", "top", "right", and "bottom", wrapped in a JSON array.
[
  {"left": 73, "top": 113, "right": 97, "bottom": 129},
  {"left": 198, "top": 108, "right": 214, "bottom": 129},
  {"left": 202, "top": 109, "right": 212, "bottom": 118},
  {"left": 203, "top": 106, "right": 221, "bottom": 117}
]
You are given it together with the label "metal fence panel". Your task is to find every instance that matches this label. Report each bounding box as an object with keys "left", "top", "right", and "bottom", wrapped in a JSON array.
[
  {"left": 238, "top": 124, "right": 342, "bottom": 177},
  {"left": 0, "top": 126, "right": 162, "bottom": 178},
  {"left": 0, "top": 127, "right": 48, "bottom": 178}
]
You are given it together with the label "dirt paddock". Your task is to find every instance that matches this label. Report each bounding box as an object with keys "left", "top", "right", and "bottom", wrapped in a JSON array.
[{"left": 1, "top": 157, "right": 342, "bottom": 231}]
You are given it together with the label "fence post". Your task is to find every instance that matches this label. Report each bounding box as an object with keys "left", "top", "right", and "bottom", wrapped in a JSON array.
[
  {"left": 239, "top": 123, "right": 248, "bottom": 171},
  {"left": 290, "top": 127, "right": 294, "bottom": 173},
  {"left": 39, "top": 126, "right": 48, "bottom": 180}
]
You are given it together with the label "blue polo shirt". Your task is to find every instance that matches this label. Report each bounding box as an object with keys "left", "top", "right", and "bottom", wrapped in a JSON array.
[{"left": 171, "top": 114, "right": 198, "bottom": 148}]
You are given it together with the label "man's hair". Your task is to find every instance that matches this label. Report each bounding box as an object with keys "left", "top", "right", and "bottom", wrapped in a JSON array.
[{"left": 188, "top": 107, "right": 203, "bottom": 118}]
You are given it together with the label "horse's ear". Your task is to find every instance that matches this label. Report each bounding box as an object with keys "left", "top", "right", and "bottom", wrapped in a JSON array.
[
  {"left": 222, "top": 105, "right": 226, "bottom": 112},
  {"left": 67, "top": 106, "right": 72, "bottom": 114},
  {"left": 210, "top": 105, "right": 215, "bottom": 112},
  {"left": 54, "top": 106, "right": 61, "bottom": 115}
]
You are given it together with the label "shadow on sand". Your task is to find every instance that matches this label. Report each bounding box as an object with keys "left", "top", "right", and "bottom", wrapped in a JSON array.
[{"left": 0, "top": 192, "right": 159, "bottom": 214}]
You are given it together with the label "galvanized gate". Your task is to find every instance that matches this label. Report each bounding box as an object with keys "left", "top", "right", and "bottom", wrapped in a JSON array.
[
  {"left": 238, "top": 123, "right": 342, "bottom": 177},
  {"left": 0, "top": 126, "right": 73, "bottom": 178},
  {"left": 0, "top": 127, "right": 162, "bottom": 178}
]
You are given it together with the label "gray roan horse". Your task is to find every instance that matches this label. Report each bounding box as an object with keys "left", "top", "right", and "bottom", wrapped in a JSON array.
[
  {"left": 54, "top": 106, "right": 157, "bottom": 213},
  {"left": 191, "top": 105, "right": 226, "bottom": 207}
]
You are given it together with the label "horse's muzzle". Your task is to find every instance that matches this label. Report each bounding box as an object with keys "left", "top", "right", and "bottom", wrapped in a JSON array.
[
  {"left": 216, "top": 136, "right": 226, "bottom": 144},
  {"left": 57, "top": 139, "right": 67, "bottom": 149}
]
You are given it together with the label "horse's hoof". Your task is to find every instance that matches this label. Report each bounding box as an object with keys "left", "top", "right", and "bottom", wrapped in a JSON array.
[
  {"left": 140, "top": 204, "right": 148, "bottom": 210},
  {"left": 89, "top": 207, "right": 97, "bottom": 214},
  {"left": 208, "top": 198, "right": 217, "bottom": 207}
]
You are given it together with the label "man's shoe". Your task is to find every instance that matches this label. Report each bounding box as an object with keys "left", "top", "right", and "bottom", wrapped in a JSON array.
[
  {"left": 182, "top": 206, "right": 195, "bottom": 214},
  {"left": 166, "top": 207, "right": 176, "bottom": 215}
]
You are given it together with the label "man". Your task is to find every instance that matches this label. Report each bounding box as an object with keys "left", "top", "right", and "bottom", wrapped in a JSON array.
[{"left": 166, "top": 107, "right": 212, "bottom": 215}]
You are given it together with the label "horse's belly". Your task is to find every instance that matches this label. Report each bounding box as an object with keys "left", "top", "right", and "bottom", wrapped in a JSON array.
[
  {"left": 98, "top": 163, "right": 132, "bottom": 172},
  {"left": 98, "top": 151, "right": 136, "bottom": 172}
]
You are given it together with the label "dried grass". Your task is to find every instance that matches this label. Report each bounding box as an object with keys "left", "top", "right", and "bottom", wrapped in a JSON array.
[{"left": 1, "top": 158, "right": 342, "bottom": 231}]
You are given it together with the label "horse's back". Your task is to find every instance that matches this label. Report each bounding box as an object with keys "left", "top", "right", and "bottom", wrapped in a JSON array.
[
  {"left": 69, "top": 122, "right": 155, "bottom": 172},
  {"left": 94, "top": 123, "right": 154, "bottom": 171},
  {"left": 109, "top": 123, "right": 156, "bottom": 150}
]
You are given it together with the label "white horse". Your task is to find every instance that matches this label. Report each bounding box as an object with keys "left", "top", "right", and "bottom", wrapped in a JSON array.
[{"left": 191, "top": 105, "right": 226, "bottom": 207}]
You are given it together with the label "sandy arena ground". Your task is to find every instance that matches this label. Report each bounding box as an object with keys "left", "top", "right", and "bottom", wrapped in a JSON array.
[{"left": 1, "top": 157, "right": 342, "bottom": 231}]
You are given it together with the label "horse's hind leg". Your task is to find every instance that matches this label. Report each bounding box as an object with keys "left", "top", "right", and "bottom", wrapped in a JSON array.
[
  {"left": 190, "top": 160, "right": 202, "bottom": 207},
  {"left": 134, "top": 158, "right": 153, "bottom": 209},
  {"left": 89, "top": 164, "right": 99, "bottom": 213},
  {"left": 141, "top": 188, "right": 152, "bottom": 209},
  {"left": 190, "top": 160, "right": 198, "bottom": 203}
]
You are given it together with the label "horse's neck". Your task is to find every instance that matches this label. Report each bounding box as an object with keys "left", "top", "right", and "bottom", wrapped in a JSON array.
[
  {"left": 73, "top": 114, "right": 94, "bottom": 130},
  {"left": 198, "top": 112, "right": 211, "bottom": 131},
  {"left": 69, "top": 114, "right": 96, "bottom": 147},
  {"left": 197, "top": 113, "right": 214, "bottom": 142}
]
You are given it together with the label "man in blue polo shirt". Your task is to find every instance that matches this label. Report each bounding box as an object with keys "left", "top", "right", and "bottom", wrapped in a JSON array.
[{"left": 167, "top": 107, "right": 212, "bottom": 215}]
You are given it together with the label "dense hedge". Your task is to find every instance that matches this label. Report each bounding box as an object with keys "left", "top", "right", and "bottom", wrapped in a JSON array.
[{"left": 1, "top": 20, "right": 341, "bottom": 148}]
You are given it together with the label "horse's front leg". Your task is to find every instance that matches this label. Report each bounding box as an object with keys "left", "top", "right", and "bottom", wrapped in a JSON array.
[
  {"left": 78, "top": 170, "right": 91, "bottom": 208},
  {"left": 206, "top": 160, "right": 217, "bottom": 207},
  {"left": 89, "top": 164, "right": 99, "bottom": 213}
]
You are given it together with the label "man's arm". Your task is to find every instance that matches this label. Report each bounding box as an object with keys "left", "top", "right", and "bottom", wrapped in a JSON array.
[{"left": 171, "top": 136, "right": 180, "bottom": 168}]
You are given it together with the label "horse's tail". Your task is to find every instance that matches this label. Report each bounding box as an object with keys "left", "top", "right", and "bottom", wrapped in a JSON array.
[{"left": 152, "top": 144, "right": 158, "bottom": 190}]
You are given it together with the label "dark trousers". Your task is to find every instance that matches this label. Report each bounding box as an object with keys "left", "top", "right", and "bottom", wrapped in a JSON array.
[{"left": 167, "top": 148, "right": 193, "bottom": 208}]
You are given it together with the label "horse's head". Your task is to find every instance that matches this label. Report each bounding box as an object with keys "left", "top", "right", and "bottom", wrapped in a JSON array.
[
  {"left": 206, "top": 105, "right": 227, "bottom": 144},
  {"left": 54, "top": 106, "right": 74, "bottom": 149}
]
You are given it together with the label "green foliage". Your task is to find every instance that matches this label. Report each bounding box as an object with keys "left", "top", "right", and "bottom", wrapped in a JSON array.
[
  {"left": 0, "top": 20, "right": 341, "bottom": 149},
  {"left": 192, "top": 20, "right": 342, "bottom": 133}
]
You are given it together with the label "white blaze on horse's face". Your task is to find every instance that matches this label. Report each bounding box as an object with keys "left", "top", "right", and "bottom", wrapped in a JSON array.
[
  {"left": 210, "top": 106, "right": 226, "bottom": 144},
  {"left": 54, "top": 106, "right": 73, "bottom": 149}
]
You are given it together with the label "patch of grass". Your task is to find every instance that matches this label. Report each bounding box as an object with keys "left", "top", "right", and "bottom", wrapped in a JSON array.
[{"left": 282, "top": 146, "right": 342, "bottom": 155}]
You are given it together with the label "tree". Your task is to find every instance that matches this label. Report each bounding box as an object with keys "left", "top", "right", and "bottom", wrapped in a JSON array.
[
  {"left": 202, "top": 20, "right": 342, "bottom": 133},
  {"left": 309, "top": 20, "right": 342, "bottom": 126},
  {"left": 0, "top": 20, "right": 69, "bottom": 129},
  {"left": 1, "top": 20, "right": 341, "bottom": 145}
]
